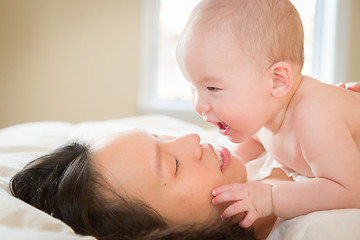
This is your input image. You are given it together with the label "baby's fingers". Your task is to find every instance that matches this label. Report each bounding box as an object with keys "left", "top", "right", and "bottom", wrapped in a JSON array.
[
  {"left": 221, "top": 201, "right": 257, "bottom": 228},
  {"left": 239, "top": 211, "right": 257, "bottom": 228},
  {"left": 221, "top": 200, "right": 249, "bottom": 219},
  {"left": 348, "top": 83, "right": 360, "bottom": 91},
  {"left": 212, "top": 183, "right": 244, "bottom": 196},
  {"left": 338, "top": 82, "right": 360, "bottom": 91},
  {"left": 212, "top": 189, "right": 247, "bottom": 205}
]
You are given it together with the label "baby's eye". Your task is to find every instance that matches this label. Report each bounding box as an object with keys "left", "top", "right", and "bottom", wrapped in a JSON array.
[{"left": 207, "top": 87, "right": 220, "bottom": 91}]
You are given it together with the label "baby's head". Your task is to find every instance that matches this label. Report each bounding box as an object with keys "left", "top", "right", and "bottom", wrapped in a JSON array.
[
  {"left": 177, "top": 0, "right": 305, "bottom": 143},
  {"left": 178, "top": 0, "right": 304, "bottom": 73},
  {"left": 10, "top": 130, "right": 251, "bottom": 239}
]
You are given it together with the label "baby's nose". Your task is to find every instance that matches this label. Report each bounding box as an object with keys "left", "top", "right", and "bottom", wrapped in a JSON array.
[{"left": 192, "top": 94, "right": 211, "bottom": 118}]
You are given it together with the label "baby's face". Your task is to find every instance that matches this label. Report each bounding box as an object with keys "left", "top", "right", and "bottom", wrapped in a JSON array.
[
  {"left": 177, "top": 28, "right": 273, "bottom": 143},
  {"left": 92, "top": 129, "right": 247, "bottom": 225}
]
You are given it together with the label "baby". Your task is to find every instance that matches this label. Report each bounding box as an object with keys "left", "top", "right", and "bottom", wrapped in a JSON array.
[{"left": 176, "top": 0, "right": 360, "bottom": 228}]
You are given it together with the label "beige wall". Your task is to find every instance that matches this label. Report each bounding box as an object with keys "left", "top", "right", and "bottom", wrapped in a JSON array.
[
  {"left": 0, "top": 0, "right": 359, "bottom": 129},
  {"left": 348, "top": 0, "right": 360, "bottom": 83},
  {"left": 0, "top": 0, "right": 141, "bottom": 128}
]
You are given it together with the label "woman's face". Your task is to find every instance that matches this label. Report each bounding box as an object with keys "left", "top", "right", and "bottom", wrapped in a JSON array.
[{"left": 92, "top": 129, "right": 247, "bottom": 225}]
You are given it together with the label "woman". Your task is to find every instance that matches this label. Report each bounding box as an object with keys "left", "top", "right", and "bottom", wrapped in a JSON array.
[
  {"left": 10, "top": 83, "right": 360, "bottom": 240},
  {"left": 10, "top": 129, "right": 282, "bottom": 240}
]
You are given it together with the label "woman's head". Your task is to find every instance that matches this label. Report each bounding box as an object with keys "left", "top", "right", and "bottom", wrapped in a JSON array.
[
  {"left": 92, "top": 129, "right": 247, "bottom": 225},
  {"left": 10, "top": 141, "right": 167, "bottom": 239},
  {"left": 10, "top": 129, "right": 250, "bottom": 239}
]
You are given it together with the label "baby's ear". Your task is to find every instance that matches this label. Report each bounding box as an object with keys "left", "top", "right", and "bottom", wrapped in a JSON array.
[{"left": 268, "top": 61, "right": 293, "bottom": 97}]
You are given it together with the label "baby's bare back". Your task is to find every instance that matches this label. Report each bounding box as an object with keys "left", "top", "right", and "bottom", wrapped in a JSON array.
[
  {"left": 259, "top": 76, "right": 360, "bottom": 177},
  {"left": 302, "top": 77, "right": 360, "bottom": 149}
]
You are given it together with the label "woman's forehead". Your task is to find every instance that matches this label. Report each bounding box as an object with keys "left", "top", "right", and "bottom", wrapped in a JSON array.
[
  {"left": 92, "top": 129, "right": 150, "bottom": 150},
  {"left": 91, "top": 129, "right": 161, "bottom": 195}
]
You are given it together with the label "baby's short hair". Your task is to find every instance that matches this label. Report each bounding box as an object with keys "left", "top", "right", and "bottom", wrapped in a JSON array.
[{"left": 188, "top": 0, "right": 304, "bottom": 71}]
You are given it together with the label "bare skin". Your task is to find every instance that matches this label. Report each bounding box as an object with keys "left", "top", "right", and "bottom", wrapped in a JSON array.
[
  {"left": 253, "top": 168, "right": 292, "bottom": 240},
  {"left": 92, "top": 129, "right": 291, "bottom": 239},
  {"left": 211, "top": 76, "right": 360, "bottom": 227},
  {"left": 178, "top": 22, "right": 360, "bottom": 227},
  {"left": 92, "top": 130, "right": 247, "bottom": 225}
]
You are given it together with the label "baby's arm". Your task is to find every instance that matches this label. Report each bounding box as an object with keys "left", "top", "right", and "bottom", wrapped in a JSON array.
[
  {"left": 231, "top": 135, "right": 265, "bottom": 163},
  {"left": 213, "top": 95, "right": 360, "bottom": 226},
  {"left": 272, "top": 99, "right": 360, "bottom": 218}
]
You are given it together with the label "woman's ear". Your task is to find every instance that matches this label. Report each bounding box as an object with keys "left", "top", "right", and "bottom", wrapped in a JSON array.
[{"left": 267, "top": 61, "right": 293, "bottom": 97}]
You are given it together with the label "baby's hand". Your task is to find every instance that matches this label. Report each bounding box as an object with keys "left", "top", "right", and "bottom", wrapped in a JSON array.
[
  {"left": 211, "top": 181, "right": 273, "bottom": 228},
  {"left": 337, "top": 82, "right": 360, "bottom": 91}
]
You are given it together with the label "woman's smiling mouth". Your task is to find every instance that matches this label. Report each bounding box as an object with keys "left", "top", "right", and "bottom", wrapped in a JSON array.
[{"left": 214, "top": 146, "right": 231, "bottom": 171}]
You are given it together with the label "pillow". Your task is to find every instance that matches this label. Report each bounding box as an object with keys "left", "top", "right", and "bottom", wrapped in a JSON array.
[{"left": 1, "top": 115, "right": 360, "bottom": 240}]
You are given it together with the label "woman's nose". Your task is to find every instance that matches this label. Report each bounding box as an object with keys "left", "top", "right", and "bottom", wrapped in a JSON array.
[
  {"left": 171, "top": 134, "right": 202, "bottom": 159},
  {"left": 177, "top": 133, "right": 200, "bottom": 144}
]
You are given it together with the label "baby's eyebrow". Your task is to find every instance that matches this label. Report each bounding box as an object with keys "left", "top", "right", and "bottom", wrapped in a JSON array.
[{"left": 200, "top": 76, "right": 223, "bottom": 85}]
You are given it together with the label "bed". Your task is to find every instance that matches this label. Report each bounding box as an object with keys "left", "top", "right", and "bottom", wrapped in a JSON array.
[{"left": 1, "top": 115, "right": 359, "bottom": 240}]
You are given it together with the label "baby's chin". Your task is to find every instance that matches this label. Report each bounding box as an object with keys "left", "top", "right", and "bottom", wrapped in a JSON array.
[
  {"left": 224, "top": 128, "right": 253, "bottom": 144},
  {"left": 227, "top": 134, "right": 248, "bottom": 143}
]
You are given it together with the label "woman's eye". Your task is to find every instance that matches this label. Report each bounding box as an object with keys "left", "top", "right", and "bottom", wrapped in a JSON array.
[
  {"left": 207, "top": 87, "right": 219, "bottom": 91},
  {"left": 175, "top": 159, "right": 179, "bottom": 175}
]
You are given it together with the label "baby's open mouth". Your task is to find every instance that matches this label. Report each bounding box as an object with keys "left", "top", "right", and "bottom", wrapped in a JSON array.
[{"left": 217, "top": 122, "right": 230, "bottom": 135}]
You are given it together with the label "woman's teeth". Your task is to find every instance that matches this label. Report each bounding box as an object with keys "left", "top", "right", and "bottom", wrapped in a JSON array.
[{"left": 215, "top": 149, "right": 223, "bottom": 169}]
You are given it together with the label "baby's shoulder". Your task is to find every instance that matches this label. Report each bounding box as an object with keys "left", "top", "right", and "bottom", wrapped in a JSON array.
[
  {"left": 290, "top": 76, "right": 360, "bottom": 132},
  {"left": 292, "top": 76, "right": 350, "bottom": 112},
  {"left": 291, "top": 78, "right": 326, "bottom": 115},
  {"left": 294, "top": 76, "right": 360, "bottom": 114},
  {"left": 289, "top": 79, "right": 336, "bottom": 130},
  {"left": 295, "top": 76, "right": 329, "bottom": 100}
]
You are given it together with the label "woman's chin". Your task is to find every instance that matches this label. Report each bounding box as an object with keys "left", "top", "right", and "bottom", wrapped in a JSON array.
[{"left": 225, "top": 154, "right": 247, "bottom": 183}]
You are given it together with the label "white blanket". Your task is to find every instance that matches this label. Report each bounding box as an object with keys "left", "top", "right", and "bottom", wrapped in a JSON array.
[{"left": 0, "top": 115, "right": 359, "bottom": 240}]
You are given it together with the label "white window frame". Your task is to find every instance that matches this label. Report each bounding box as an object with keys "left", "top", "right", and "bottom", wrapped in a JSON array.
[
  {"left": 138, "top": 0, "right": 198, "bottom": 120},
  {"left": 312, "top": 0, "right": 352, "bottom": 84},
  {"left": 138, "top": 0, "right": 352, "bottom": 120}
]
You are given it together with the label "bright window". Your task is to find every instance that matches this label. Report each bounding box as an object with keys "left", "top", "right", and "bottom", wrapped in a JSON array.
[{"left": 139, "top": 0, "right": 351, "bottom": 117}]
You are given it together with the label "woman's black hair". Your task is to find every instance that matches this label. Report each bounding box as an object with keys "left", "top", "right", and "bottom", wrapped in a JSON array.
[{"left": 10, "top": 142, "right": 256, "bottom": 240}]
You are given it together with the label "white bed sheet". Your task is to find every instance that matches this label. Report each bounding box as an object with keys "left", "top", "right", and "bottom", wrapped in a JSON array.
[{"left": 0, "top": 115, "right": 359, "bottom": 240}]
